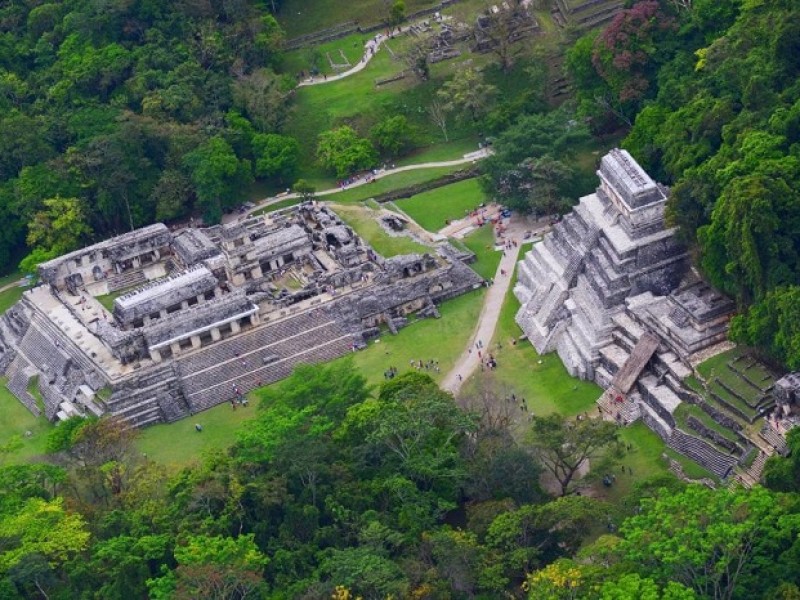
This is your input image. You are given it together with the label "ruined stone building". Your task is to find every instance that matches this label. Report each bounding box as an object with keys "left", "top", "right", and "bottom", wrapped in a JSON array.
[
  {"left": 515, "top": 149, "right": 794, "bottom": 483},
  {"left": 0, "top": 204, "right": 482, "bottom": 427}
]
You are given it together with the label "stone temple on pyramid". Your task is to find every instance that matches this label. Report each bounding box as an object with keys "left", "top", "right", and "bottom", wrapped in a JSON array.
[{"left": 512, "top": 148, "right": 787, "bottom": 481}]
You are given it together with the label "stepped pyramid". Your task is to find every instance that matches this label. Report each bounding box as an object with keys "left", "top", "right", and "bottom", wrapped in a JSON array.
[{"left": 514, "top": 149, "right": 688, "bottom": 380}]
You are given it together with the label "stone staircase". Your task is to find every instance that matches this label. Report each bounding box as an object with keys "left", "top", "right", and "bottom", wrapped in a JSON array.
[
  {"left": 177, "top": 308, "right": 354, "bottom": 413},
  {"left": 760, "top": 423, "right": 789, "bottom": 456},
  {"left": 667, "top": 429, "right": 738, "bottom": 479},
  {"left": 5, "top": 355, "right": 40, "bottom": 416},
  {"left": 107, "top": 270, "right": 147, "bottom": 293},
  {"left": 106, "top": 363, "right": 190, "bottom": 427},
  {"left": 611, "top": 332, "right": 660, "bottom": 393},
  {"left": 733, "top": 451, "right": 769, "bottom": 488},
  {"left": 596, "top": 388, "right": 641, "bottom": 423}
]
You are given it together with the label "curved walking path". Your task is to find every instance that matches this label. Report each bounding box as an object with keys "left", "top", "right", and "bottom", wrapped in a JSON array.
[
  {"left": 297, "top": 25, "right": 413, "bottom": 87},
  {"left": 441, "top": 237, "right": 523, "bottom": 396},
  {"left": 0, "top": 278, "right": 26, "bottom": 294},
  {"left": 227, "top": 148, "right": 490, "bottom": 224}
]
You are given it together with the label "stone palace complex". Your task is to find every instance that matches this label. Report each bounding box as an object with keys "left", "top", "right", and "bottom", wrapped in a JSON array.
[
  {"left": 0, "top": 203, "right": 481, "bottom": 427},
  {"left": 515, "top": 149, "right": 799, "bottom": 483}
]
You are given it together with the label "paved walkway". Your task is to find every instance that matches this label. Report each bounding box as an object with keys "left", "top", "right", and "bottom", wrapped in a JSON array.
[
  {"left": 441, "top": 232, "right": 523, "bottom": 396},
  {"left": 0, "top": 278, "right": 26, "bottom": 293},
  {"left": 226, "top": 148, "right": 490, "bottom": 224}
]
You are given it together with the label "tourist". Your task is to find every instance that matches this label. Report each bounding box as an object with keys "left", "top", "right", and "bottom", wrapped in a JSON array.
[{"left": 195, "top": 423, "right": 203, "bottom": 432}]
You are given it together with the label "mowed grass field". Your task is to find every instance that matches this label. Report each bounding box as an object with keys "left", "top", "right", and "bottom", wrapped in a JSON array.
[
  {"left": 396, "top": 178, "right": 487, "bottom": 232},
  {"left": 0, "top": 378, "right": 51, "bottom": 464},
  {"left": 330, "top": 203, "right": 431, "bottom": 256},
  {"left": 277, "top": 0, "right": 440, "bottom": 38},
  {"left": 460, "top": 225, "right": 502, "bottom": 280}
]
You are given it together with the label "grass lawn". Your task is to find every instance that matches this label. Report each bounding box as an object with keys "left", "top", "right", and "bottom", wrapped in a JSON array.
[
  {"left": 277, "top": 0, "right": 440, "bottom": 38},
  {"left": 0, "top": 285, "right": 25, "bottom": 315},
  {"left": 252, "top": 197, "right": 303, "bottom": 216},
  {"left": 0, "top": 378, "right": 51, "bottom": 464},
  {"left": 460, "top": 225, "right": 502, "bottom": 280},
  {"left": 331, "top": 288, "right": 485, "bottom": 388},
  {"left": 136, "top": 401, "right": 257, "bottom": 469},
  {"left": 593, "top": 422, "right": 672, "bottom": 503},
  {"left": 282, "top": 32, "right": 372, "bottom": 76},
  {"left": 319, "top": 165, "right": 466, "bottom": 202},
  {"left": 136, "top": 289, "right": 486, "bottom": 467},
  {"left": 396, "top": 178, "right": 487, "bottom": 232},
  {"left": 330, "top": 203, "right": 431, "bottom": 257},
  {"left": 459, "top": 278, "right": 600, "bottom": 417}
]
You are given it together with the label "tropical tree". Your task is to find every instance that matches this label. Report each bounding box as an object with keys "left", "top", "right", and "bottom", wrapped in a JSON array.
[
  {"left": 316, "top": 126, "right": 377, "bottom": 178},
  {"left": 528, "top": 414, "right": 620, "bottom": 496},
  {"left": 437, "top": 66, "right": 497, "bottom": 122}
]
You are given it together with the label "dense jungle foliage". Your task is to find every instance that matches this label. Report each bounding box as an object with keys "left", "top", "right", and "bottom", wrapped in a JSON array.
[
  {"left": 0, "top": 0, "right": 289, "bottom": 268},
  {"left": 3, "top": 364, "right": 800, "bottom": 599}
]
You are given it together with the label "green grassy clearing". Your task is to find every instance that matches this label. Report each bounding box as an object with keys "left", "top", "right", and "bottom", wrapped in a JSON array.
[
  {"left": 330, "top": 203, "right": 431, "bottom": 257},
  {"left": 282, "top": 32, "right": 372, "bottom": 76},
  {"left": 0, "top": 271, "right": 23, "bottom": 288},
  {"left": 284, "top": 41, "right": 532, "bottom": 177},
  {"left": 136, "top": 400, "right": 257, "bottom": 469},
  {"left": 593, "top": 422, "right": 672, "bottom": 503},
  {"left": 320, "top": 166, "right": 464, "bottom": 203},
  {"left": 94, "top": 284, "right": 143, "bottom": 312},
  {"left": 460, "top": 225, "right": 502, "bottom": 280},
  {"left": 673, "top": 402, "right": 741, "bottom": 445},
  {"left": 0, "top": 285, "right": 25, "bottom": 315},
  {"left": 332, "top": 288, "right": 485, "bottom": 388},
  {"left": 395, "top": 138, "right": 481, "bottom": 166},
  {"left": 0, "top": 377, "right": 51, "bottom": 464},
  {"left": 276, "top": 0, "right": 440, "bottom": 38},
  {"left": 396, "top": 178, "right": 486, "bottom": 232}
]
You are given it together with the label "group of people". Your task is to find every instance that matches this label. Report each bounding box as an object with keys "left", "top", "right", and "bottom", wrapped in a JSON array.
[{"left": 410, "top": 358, "right": 441, "bottom": 373}]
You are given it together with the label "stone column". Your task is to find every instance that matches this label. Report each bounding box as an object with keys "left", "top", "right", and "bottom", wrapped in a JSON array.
[
  {"left": 190, "top": 335, "right": 201, "bottom": 349},
  {"left": 160, "top": 309, "right": 168, "bottom": 318},
  {"left": 196, "top": 294, "right": 205, "bottom": 304},
  {"left": 132, "top": 256, "right": 141, "bottom": 269},
  {"left": 249, "top": 313, "right": 259, "bottom": 326},
  {"left": 252, "top": 266, "right": 263, "bottom": 279},
  {"left": 230, "top": 320, "right": 241, "bottom": 334},
  {"left": 211, "top": 327, "right": 222, "bottom": 341},
  {"left": 170, "top": 342, "right": 181, "bottom": 356},
  {"left": 149, "top": 348, "right": 162, "bottom": 362}
]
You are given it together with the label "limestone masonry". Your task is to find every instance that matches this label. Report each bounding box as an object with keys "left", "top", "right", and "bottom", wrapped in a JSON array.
[
  {"left": 0, "top": 203, "right": 482, "bottom": 427},
  {"left": 515, "top": 149, "right": 798, "bottom": 484}
]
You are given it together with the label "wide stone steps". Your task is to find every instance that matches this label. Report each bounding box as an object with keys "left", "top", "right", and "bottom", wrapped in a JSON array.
[
  {"left": 17, "top": 323, "right": 71, "bottom": 378},
  {"left": 184, "top": 334, "right": 353, "bottom": 413},
  {"left": 5, "top": 356, "right": 40, "bottom": 416},
  {"left": 668, "top": 429, "right": 737, "bottom": 479},
  {"left": 107, "top": 270, "right": 147, "bottom": 293},
  {"left": 760, "top": 424, "right": 789, "bottom": 455},
  {"left": 596, "top": 389, "right": 641, "bottom": 423}
]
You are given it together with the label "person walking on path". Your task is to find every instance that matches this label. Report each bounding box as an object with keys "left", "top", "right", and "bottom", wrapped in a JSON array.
[{"left": 441, "top": 230, "right": 526, "bottom": 395}]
